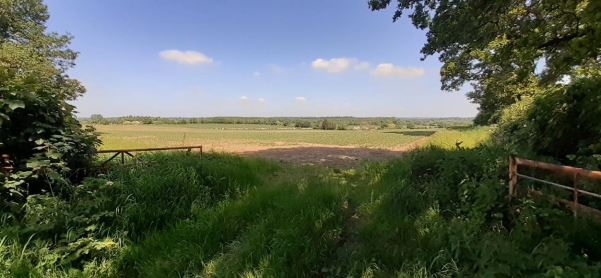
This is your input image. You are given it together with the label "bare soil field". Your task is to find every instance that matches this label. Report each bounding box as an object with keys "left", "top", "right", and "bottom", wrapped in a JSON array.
[
  {"left": 207, "top": 137, "right": 431, "bottom": 167},
  {"left": 96, "top": 125, "right": 435, "bottom": 167}
]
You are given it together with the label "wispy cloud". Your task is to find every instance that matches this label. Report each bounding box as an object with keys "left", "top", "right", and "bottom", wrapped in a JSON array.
[
  {"left": 253, "top": 71, "right": 261, "bottom": 77},
  {"left": 159, "top": 50, "right": 213, "bottom": 65},
  {"left": 369, "top": 64, "right": 425, "bottom": 78},
  {"left": 295, "top": 96, "right": 307, "bottom": 103},
  {"left": 258, "top": 98, "right": 265, "bottom": 102},
  {"left": 266, "top": 64, "right": 295, "bottom": 74},
  {"left": 240, "top": 96, "right": 249, "bottom": 100}
]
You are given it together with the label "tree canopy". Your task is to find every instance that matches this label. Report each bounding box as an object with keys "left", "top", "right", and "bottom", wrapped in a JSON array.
[{"left": 370, "top": 0, "right": 601, "bottom": 123}]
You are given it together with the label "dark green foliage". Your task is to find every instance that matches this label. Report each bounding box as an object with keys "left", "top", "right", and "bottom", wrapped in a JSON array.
[
  {"left": 496, "top": 76, "right": 601, "bottom": 165},
  {"left": 321, "top": 118, "right": 336, "bottom": 130},
  {"left": 0, "top": 0, "right": 99, "bottom": 211}
]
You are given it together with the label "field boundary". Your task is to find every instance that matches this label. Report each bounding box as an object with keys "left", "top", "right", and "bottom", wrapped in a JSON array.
[
  {"left": 509, "top": 155, "right": 601, "bottom": 219},
  {"left": 97, "top": 145, "right": 203, "bottom": 167}
]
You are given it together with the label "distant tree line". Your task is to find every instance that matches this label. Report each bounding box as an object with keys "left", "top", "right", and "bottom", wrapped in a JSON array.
[{"left": 85, "top": 115, "right": 473, "bottom": 130}]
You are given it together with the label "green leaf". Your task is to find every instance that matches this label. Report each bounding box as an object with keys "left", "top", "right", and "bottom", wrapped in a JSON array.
[
  {"left": 47, "top": 171, "right": 62, "bottom": 181},
  {"left": 18, "top": 171, "right": 33, "bottom": 178},
  {"left": 5, "top": 99, "right": 25, "bottom": 110},
  {"left": 26, "top": 159, "right": 50, "bottom": 168},
  {"left": 47, "top": 151, "right": 63, "bottom": 159}
]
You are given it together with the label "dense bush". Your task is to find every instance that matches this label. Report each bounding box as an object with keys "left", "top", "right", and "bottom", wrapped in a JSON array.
[
  {"left": 495, "top": 76, "right": 601, "bottom": 166},
  {"left": 1, "top": 0, "right": 100, "bottom": 213}
]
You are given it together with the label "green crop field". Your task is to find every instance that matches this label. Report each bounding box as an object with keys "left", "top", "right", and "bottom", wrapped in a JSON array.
[{"left": 95, "top": 124, "right": 438, "bottom": 150}]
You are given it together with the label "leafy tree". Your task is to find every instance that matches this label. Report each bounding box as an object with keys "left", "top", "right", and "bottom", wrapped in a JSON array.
[
  {"left": 0, "top": 0, "right": 99, "bottom": 210},
  {"left": 369, "top": 0, "right": 601, "bottom": 123},
  {"left": 321, "top": 119, "right": 336, "bottom": 130},
  {"left": 90, "top": 114, "right": 104, "bottom": 124}
]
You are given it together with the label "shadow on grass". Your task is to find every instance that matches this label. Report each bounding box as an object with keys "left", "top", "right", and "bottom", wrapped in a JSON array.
[
  {"left": 239, "top": 146, "right": 406, "bottom": 168},
  {"left": 447, "top": 125, "right": 475, "bottom": 131},
  {"left": 383, "top": 130, "right": 436, "bottom": 136}
]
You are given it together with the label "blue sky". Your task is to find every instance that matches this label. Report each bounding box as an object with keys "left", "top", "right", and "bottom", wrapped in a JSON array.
[{"left": 45, "top": 0, "right": 478, "bottom": 118}]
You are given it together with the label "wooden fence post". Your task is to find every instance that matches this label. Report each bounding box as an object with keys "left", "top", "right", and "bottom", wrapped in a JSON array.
[
  {"left": 574, "top": 173, "right": 579, "bottom": 219},
  {"left": 121, "top": 152, "right": 125, "bottom": 165},
  {"left": 200, "top": 146, "right": 203, "bottom": 157},
  {"left": 509, "top": 155, "right": 518, "bottom": 196}
]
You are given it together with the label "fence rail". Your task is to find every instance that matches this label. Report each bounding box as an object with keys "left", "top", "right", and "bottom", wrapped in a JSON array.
[
  {"left": 97, "top": 145, "right": 203, "bottom": 167},
  {"left": 509, "top": 155, "right": 601, "bottom": 219},
  {"left": 1, "top": 146, "right": 204, "bottom": 173}
]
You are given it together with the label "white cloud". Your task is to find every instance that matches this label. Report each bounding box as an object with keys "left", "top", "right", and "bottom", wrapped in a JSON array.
[
  {"left": 240, "top": 96, "right": 249, "bottom": 100},
  {"left": 311, "top": 58, "right": 371, "bottom": 73},
  {"left": 295, "top": 96, "right": 307, "bottom": 102},
  {"left": 311, "top": 58, "right": 354, "bottom": 73},
  {"left": 159, "top": 50, "right": 213, "bottom": 65},
  {"left": 253, "top": 71, "right": 261, "bottom": 77},
  {"left": 369, "top": 63, "right": 425, "bottom": 78},
  {"left": 258, "top": 98, "right": 265, "bottom": 102}
]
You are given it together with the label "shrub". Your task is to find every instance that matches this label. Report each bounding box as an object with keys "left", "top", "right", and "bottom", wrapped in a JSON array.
[
  {"left": 495, "top": 76, "right": 601, "bottom": 165},
  {"left": 1, "top": 0, "right": 99, "bottom": 212}
]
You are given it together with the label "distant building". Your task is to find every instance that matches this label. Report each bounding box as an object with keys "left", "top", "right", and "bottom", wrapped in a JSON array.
[
  {"left": 352, "top": 125, "right": 379, "bottom": 130},
  {"left": 122, "top": 121, "right": 142, "bottom": 125}
]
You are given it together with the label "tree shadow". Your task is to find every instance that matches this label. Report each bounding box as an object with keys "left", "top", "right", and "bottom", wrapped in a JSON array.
[
  {"left": 447, "top": 126, "right": 474, "bottom": 131},
  {"left": 240, "top": 146, "right": 406, "bottom": 168},
  {"left": 383, "top": 130, "right": 436, "bottom": 136}
]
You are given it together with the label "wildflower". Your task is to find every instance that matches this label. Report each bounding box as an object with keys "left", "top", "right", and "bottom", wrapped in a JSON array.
[
  {"left": 106, "top": 241, "right": 115, "bottom": 246},
  {"left": 105, "top": 181, "right": 114, "bottom": 186}
]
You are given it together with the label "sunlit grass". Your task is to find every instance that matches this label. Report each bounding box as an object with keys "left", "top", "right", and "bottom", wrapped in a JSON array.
[
  {"left": 95, "top": 124, "right": 437, "bottom": 150},
  {"left": 426, "top": 126, "right": 492, "bottom": 149}
]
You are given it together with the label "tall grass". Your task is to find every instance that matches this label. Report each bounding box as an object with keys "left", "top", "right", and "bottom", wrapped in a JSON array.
[
  {"left": 3, "top": 137, "right": 601, "bottom": 277},
  {"left": 427, "top": 126, "right": 492, "bottom": 149}
]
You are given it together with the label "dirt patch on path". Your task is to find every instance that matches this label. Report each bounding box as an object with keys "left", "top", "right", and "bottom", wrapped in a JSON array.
[{"left": 202, "top": 136, "right": 432, "bottom": 168}]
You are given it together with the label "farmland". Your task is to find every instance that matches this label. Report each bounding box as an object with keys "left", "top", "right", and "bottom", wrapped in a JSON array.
[
  {"left": 94, "top": 125, "right": 490, "bottom": 167},
  {"left": 96, "top": 124, "right": 436, "bottom": 150}
]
